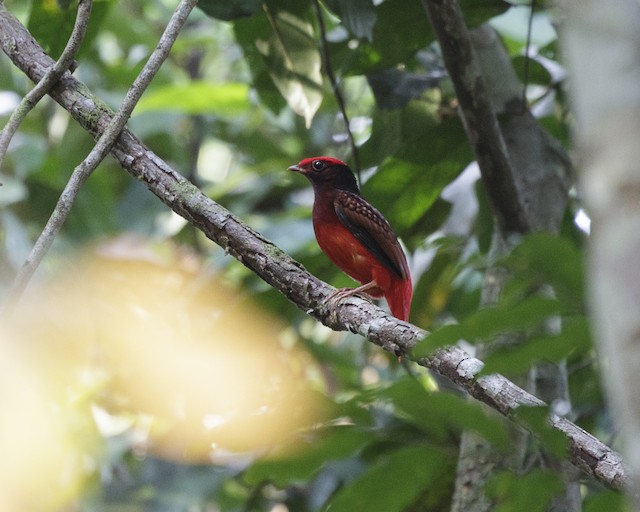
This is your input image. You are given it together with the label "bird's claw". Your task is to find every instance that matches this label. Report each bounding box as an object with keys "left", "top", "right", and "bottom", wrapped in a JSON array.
[{"left": 325, "top": 287, "right": 374, "bottom": 308}]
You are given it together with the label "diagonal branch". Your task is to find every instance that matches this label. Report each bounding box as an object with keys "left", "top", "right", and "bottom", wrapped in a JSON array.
[
  {"left": 0, "top": 3, "right": 626, "bottom": 491},
  {"left": 0, "top": 0, "right": 92, "bottom": 172},
  {"left": 3, "top": 0, "right": 199, "bottom": 312},
  {"left": 421, "top": 0, "right": 530, "bottom": 234}
]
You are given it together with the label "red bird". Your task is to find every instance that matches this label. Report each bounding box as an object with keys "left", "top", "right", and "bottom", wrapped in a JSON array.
[{"left": 289, "top": 156, "right": 412, "bottom": 321}]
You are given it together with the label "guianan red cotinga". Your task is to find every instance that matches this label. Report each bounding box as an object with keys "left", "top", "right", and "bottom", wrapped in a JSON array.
[{"left": 289, "top": 157, "right": 412, "bottom": 321}]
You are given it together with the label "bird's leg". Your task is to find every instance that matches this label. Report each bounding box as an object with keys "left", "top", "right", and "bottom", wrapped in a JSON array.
[{"left": 326, "top": 281, "right": 378, "bottom": 305}]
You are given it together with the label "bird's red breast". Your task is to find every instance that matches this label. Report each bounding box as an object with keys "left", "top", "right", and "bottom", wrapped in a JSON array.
[{"left": 289, "top": 157, "right": 412, "bottom": 321}]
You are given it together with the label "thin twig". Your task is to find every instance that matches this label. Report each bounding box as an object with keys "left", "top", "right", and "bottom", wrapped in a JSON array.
[
  {"left": 0, "top": 0, "right": 92, "bottom": 172},
  {"left": 3, "top": 0, "right": 199, "bottom": 312},
  {"left": 521, "top": 0, "right": 537, "bottom": 109},
  {"left": 311, "top": 0, "right": 361, "bottom": 181}
]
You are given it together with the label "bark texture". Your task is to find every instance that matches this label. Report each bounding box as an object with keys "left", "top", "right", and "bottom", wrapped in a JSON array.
[
  {"left": 473, "top": 24, "right": 578, "bottom": 512},
  {"left": 420, "top": 3, "right": 576, "bottom": 508},
  {"left": 422, "top": 0, "right": 530, "bottom": 234},
  {"left": 560, "top": 0, "right": 640, "bottom": 506}
]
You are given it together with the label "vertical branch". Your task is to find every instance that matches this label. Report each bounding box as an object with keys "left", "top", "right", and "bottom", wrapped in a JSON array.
[
  {"left": 311, "top": 0, "right": 361, "bottom": 181},
  {"left": 0, "top": 0, "right": 93, "bottom": 171},
  {"left": 3, "top": 0, "right": 200, "bottom": 312},
  {"left": 421, "top": 0, "right": 530, "bottom": 234},
  {"left": 521, "top": 0, "right": 537, "bottom": 109},
  {"left": 422, "top": 0, "right": 575, "bottom": 506}
]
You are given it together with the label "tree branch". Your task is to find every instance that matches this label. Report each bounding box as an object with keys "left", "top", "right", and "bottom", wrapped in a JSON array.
[
  {"left": 0, "top": 3, "right": 626, "bottom": 491},
  {"left": 469, "top": 23, "right": 572, "bottom": 232},
  {"left": 3, "top": 0, "right": 198, "bottom": 312},
  {"left": 448, "top": 22, "right": 577, "bottom": 511},
  {"left": 421, "top": 0, "right": 530, "bottom": 234},
  {"left": 311, "top": 0, "right": 361, "bottom": 179},
  {"left": 422, "top": 2, "right": 575, "bottom": 505},
  {"left": 0, "top": 0, "right": 92, "bottom": 172}
]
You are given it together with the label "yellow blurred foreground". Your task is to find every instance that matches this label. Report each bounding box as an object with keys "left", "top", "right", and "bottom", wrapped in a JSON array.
[{"left": 2, "top": 241, "right": 326, "bottom": 510}]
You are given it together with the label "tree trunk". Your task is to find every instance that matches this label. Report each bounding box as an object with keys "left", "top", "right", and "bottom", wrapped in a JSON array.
[
  {"left": 440, "top": 21, "right": 577, "bottom": 511},
  {"left": 559, "top": 0, "right": 640, "bottom": 507}
]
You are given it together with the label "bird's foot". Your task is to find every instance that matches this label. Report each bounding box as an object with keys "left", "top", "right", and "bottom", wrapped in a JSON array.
[{"left": 325, "top": 281, "right": 378, "bottom": 306}]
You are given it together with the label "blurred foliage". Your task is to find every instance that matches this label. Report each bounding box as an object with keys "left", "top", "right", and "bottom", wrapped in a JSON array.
[{"left": 0, "top": 0, "right": 625, "bottom": 511}]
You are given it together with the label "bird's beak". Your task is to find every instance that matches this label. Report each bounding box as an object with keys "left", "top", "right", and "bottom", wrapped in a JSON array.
[{"left": 288, "top": 164, "right": 302, "bottom": 173}]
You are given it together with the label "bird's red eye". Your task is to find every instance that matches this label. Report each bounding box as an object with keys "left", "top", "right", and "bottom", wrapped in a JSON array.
[{"left": 312, "top": 160, "right": 325, "bottom": 171}]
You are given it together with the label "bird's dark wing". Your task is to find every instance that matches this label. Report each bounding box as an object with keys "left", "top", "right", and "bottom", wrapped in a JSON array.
[{"left": 334, "top": 191, "right": 409, "bottom": 280}]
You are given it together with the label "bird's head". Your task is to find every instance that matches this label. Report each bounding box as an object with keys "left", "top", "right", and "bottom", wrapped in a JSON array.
[{"left": 288, "top": 156, "right": 359, "bottom": 193}]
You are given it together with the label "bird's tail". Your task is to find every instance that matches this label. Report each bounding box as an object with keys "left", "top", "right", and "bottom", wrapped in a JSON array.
[{"left": 385, "top": 278, "right": 413, "bottom": 322}]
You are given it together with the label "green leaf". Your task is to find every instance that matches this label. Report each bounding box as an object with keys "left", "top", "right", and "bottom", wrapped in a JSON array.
[
  {"left": 382, "top": 377, "right": 510, "bottom": 448},
  {"left": 461, "top": 0, "right": 510, "bottom": 27},
  {"left": 584, "top": 490, "right": 630, "bottom": 512},
  {"left": 243, "top": 426, "right": 374, "bottom": 487},
  {"left": 134, "top": 81, "right": 250, "bottom": 115},
  {"left": 412, "top": 238, "right": 481, "bottom": 328},
  {"left": 488, "top": 469, "right": 565, "bottom": 512},
  {"left": 512, "top": 55, "right": 553, "bottom": 86},
  {"left": 362, "top": 114, "right": 471, "bottom": 247},
  {"left": 235, "top": 14, "right": 288, "bottom": 113},
  {"left": 363, "top": 157, "right": 449, "bottom": 236},
  {"left": 335, "top": 0, "right": 377, "bottom": 41},
  {"left": 506, "top": 233, "right": 585, "bottom": 309},
  {"left": 198, "top": 0, "right": 262, "bottom": 21},
  {"left": 325, "top": 444, "right": 448, "bottom": 512},
  {"left": 396, "top": 105, "right": 470, "bottom": 165},
  {"left": 28, "top": 0, "right": 113, "bottom": 59},
  {"left": 367, "top": 0, "right": 434, "bottom": 67},
  {"left": 413, "top": 296, "right": 563, "bottom": 357},
  {"left": 482, "top": 316, "right": 592, "bottom": 375},
  {"left": 255, "top": 8, "right": 323, "bottom": 127},
  {"left": 28, "top": 0, "right": 76, "bottom": 58},
  {"left": 266, "top": 0, "right": 313, "bottom": 17},
  {"left": 513, "top": 406, "right": 568, "bottom": 458}
]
